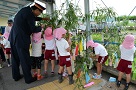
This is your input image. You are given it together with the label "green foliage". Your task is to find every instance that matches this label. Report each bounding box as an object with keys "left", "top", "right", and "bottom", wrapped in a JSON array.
[
  {"left": 37, "top": 0, "right": 130, "bottom": 89},
  {"left": 92, "top": 33, "right": 102, "bottom": 41},
  {"left": 122, "top": 19, "right": 129, "bottom": 26},
  {"left": 129, "top": 15, "right": 136, "bottom": 20},
  {"left": 37, "top": 10, "right": 60, "bottom": 29},
  {"left": 37, "top": 1, "right": 88, "bottom": 89},
  {"left": 91, "top": 27, "right": 125, "bottom": 58},
  {"left": 91, "top": 7, "right": 117, "bottom": 23},
  {"left": 75, "top": 55, "right": 88, "bottom": 74},
  {"left": 90, "top": 5, "right": 122, "bottom": 58},
  {"left": 37, "top": 2, "right": 82, "bottom": 32},
  {"left": 106, "top": 44, "right": 120, "bottom": 57},
  {"left": 74, "top": 52, "right": 90, "bottom": 90},
  {"left": 117, "top": 15, "right": 136, "bottom": 21},
  {"left": 64, "top": 3, "right": 79, "bottom": 31},
  {"left": 89, "top": 5, "right": 124, "bottom": 57}
]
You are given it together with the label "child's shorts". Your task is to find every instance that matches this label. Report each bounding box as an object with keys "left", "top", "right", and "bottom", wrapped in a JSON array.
[
  {"left": 98, "top": 55, "right": 108, "bottom": 64},
  {"left": 59, "top": 55, "right": 71, "bottom": 67},
  {"left": 44, "top": 50, "right": 55, "bottom": 60},
  {"left": 117, "top": 59, "right": 132, "bottom": 74},
  {"left": 5, "top": 48, "right": 11, "bottom": 54},
  {"left": 31, "top": 56, "right": 42, "bottom": 69}
]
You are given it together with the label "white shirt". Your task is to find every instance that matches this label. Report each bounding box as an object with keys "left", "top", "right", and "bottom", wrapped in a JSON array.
[
  {"left": 2, "top": 38, "right": 10, "bottom": 48},
  {"left": 31, "top": 40, "right": 42, "bottom": 57},
  {"left": 94, "top": 44, "right": 108, "bottom": 56},
  {"left": 120, "top": 45, "right": 136, "bottom": 61},
  {"left": 56, "top": 38, "right": 70, "bottom": 56},
  {"left": 4, "top": 26, "right": 12, "bottom": 33},
  {"left": 0, "top": 40, "right": 3, "bottom": 47},
  {"left": 0, "top": 40, "right": 2, "bottom": 44},
  {"left": 44, "top": 38, "right": 55, "bottom": 50}
]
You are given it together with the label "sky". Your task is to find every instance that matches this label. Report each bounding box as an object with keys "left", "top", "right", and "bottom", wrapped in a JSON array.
[{"left": 55, "top": 0, "right": 136, "bottom": 16}]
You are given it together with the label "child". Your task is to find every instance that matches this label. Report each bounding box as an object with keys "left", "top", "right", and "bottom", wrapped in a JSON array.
[
  {"left": 62, "top": 32, "right": 74, "bottom": 77},
  {"left": 116, "top": 34, "right": 136, "bottom": 90},
  {"left": 44, "top": 27, "right": 55, "bottom": 77},
  {"left": 0, "top": 36, "right": 6, "bottom": 68},
  {"left": 4, "top": 19, "right": 13, "bottom": 33},
  {"left": 2, "top": 32, "right": 11, "bottom": 67},
  {"left": 87, "top": 40, "right": 108, "bottom": 79},
  {"left": 31, "top": 32, "right": 43, "bottom": 80},
  {"left": 54, "top": 27, "right": 74, "bottom": 85}
]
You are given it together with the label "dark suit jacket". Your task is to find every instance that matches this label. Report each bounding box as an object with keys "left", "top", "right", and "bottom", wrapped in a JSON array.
[{"left": 9, "top": 6, "right": 42, "bottom": 49}]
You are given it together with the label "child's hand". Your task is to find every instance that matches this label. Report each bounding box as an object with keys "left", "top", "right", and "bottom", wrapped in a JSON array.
[
  {"left": 41, "top": 24, "right": 45, "bottom": 28},
  {"left": 90, "top": 53, "right": 96, "bottom": 58},
  {"left": 90, "top": 55, "right": 96, "bottom": 59}
]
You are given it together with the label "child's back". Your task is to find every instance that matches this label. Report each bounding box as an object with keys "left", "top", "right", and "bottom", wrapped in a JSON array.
[
  {"left": 31, "top": 32, "right": 43, "bottom": 80},
  {"left": 44, "top": 27, "right": 56, "bottom": 77}
]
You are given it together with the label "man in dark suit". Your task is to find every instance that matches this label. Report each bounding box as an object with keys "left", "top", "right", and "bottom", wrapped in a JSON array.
[{"left": 9, "top": 2, "right": 49, "bottom": 84}]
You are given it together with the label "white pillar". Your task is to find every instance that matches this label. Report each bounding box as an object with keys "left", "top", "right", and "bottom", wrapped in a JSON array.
[
  {"left": 84, "top": 0, "right": 91, "bottom": 41},
  {"left": 46, "top": 2, "right": 54, "bottom": 16}
]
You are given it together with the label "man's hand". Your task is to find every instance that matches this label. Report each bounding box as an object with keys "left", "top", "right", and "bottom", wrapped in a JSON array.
[{"left": 42, "top": 17, "right": 50, "bottom": 21}]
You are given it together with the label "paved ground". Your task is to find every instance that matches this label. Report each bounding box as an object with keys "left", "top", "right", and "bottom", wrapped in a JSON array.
[
  {"left": 0, "top": 61, "right": 136, "bottom": 90},
  {"left": 0, "top": 61, "right": 59, "bottom": 90}
]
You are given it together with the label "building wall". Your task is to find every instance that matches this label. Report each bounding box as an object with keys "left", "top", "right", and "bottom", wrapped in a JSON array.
[{"left": 0, "top": 17, "right": 8, "bottom": 26}]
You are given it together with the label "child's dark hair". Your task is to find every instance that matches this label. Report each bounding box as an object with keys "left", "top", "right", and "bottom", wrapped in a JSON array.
[
  {"left": 92, "top": 47, "right": 95, "bottom": 54},
  {"left": 31, "top": 6, "right": 42, "bottom": 12}
]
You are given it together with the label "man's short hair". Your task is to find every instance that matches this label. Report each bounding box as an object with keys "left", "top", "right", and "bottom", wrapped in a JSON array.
[{"left": 31, "top": 5, "right": 42, "bottom": 12}]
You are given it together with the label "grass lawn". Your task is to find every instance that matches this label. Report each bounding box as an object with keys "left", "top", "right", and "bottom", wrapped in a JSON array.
[
  {"left": 91, "top": 30, "right": 136, "bottom": 43},
  {"left": 121, "top": 30, "right": 136, "bottom": 34}
]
